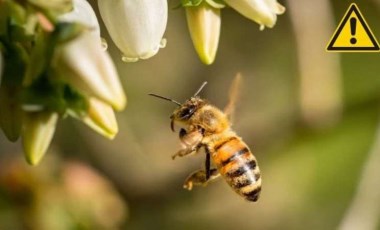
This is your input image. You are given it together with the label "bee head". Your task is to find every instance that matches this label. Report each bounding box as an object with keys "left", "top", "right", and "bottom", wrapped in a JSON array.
[
  {"left": 171, "top": 97, "right": 206, "bottom": 119},
  {"left": 149, "top": 82, "right": 208, "bottom": 132}
]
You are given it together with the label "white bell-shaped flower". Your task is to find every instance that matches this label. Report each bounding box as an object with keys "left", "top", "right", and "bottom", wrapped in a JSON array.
[
  {"left": 55, "top": 31, "right": 127, "bottom": 111},
  {"left": 58, "top": 0, "right": 102, "bottom": 44},
  {"left": 98, "top": 0, "right": 168, "bottom": 62},
  {"left": 224, "top": 0, "right": 285, "bottom": 29}
]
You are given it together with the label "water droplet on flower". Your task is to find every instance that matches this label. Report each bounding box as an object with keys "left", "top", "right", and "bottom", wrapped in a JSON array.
[
  {"left": 121, "top": 55, "right": 139, "bottom": 63},
  {"left": 159, "top": 38, "right": 167, "bottom": 48},
  {"left": 101, "top": 38, "right": 108, "bottom": 51}
]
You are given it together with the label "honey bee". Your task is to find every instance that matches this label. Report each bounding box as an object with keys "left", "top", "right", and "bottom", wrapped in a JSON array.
[{"left": 149, "top": 75, "right": 261, "bottom": 202}]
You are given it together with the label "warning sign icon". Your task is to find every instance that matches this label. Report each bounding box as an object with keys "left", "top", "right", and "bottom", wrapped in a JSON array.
[{"left": 326, "top": 3, "right": 380, "bottom": 52}]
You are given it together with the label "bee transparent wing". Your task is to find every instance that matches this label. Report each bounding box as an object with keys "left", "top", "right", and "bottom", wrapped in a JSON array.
[{"left": 224, "top": 73, "right": 242, "bottom": 122}]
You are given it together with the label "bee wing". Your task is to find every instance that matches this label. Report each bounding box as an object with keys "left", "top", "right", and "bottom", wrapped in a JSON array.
[{"left": 224, "top": 73, "right": 242, "bottom": 122}]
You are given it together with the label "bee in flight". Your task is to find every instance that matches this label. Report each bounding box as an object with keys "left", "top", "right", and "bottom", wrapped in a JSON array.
[{"left": 149, "top": 75, "right": 261, "bottom": 202}]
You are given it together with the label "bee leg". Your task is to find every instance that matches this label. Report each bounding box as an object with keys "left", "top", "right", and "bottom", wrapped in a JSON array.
[
  {"left": 172, "top": 147, "right": 197, "bottom": 160},
  {"left": 172, "top": 130, "right": 203, "bottom": 159},
  {"left": 205, "top": 148, "right": 211, "bottom": 180},
  {"left": 184, "top": 146, "right": 218, "bottom": 190},
  {"left": 183, "top": 168, "right": 220, "bottom": 190}
]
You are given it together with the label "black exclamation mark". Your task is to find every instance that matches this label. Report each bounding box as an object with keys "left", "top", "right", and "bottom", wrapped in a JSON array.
[{"left": 350, "top": 17, "right": 357, "bottom": 44}]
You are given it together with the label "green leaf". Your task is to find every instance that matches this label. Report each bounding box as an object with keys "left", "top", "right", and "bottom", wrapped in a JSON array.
[
  {"left": 0, "top": 3, "right": 29, "bottom": 142},
  {"left": 21, "top": 75, "right": 65, "bottom": 113},
  {"left": 21, "top": 75, "right": 88, "bottom": 116},
  {"left": 8, "top": 1, "right": 27, "bottom": 27},
  {"left": 1, "top": 41, "right": 28, "bottom": 86},
  {"left": 0, "top": 1, "right": 30, "bottom": 40},
  {"left": 53, "top": 22, "right": 84, "bottom": 44},
  {"left": 28, "top": 0, "right": 73, "bottom": 15},
  {"left": 23, "top": 22, "right": 84, "bottom": 87},
  {"left": 9, "top": 24, "right": 35, "bottom": 43},
  {"left": 0, "top": 3, "right": 9, "bottom": 37},
  {"left": 0, "top": 85, "right": 23, "bottom": 142},
  {"left": 23, "top": 29, "right": 50, "bottom": 86},
  {"left": 62, "top": 84, "right": 88, "bottom": 117},
  {"left": 0, "top": 37, "right": 27, "bottom": 142}
]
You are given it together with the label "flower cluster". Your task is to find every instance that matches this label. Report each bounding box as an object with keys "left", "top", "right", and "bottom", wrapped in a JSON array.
[
  {"left": 0, "top": 0, "right": 126, "bottom": 165},
  {"left": 0, "top": 0, "right": 285, "bottom": 165},
  {"left": 183, "top": 0, "right": 285, "bottom": 64},
  {"left": 96, "top": 0, "right": 285, "bottom": 64}
]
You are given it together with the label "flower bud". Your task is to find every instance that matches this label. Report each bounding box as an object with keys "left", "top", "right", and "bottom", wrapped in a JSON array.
[
  {"left": 186, "top": 3, "right": 221, "bottom": 65},
  {"left": 224, "top": 0, "right": 285, "bottom": 29},
  {"left": 55, "top": 31, "right": 127, "bottom": 111},
  {"left": 28, "top": 0, "right": 73, "bottom": 13},
  {"left": 22, "top": 111, "right": 58, "bottom": 166},
  {"left": 98, "top": 0, "right": 168, "bottom": 62},
  {"left": 70, "top": 98, "right": 118, "bottom": 139},
  {"left": 58, "top": 0, "right": 102, "bottom": 45},
  {"left": 0, "top": 51, "right": 3, "bottom": 86},
  {"left": 0, "top": 87, "right": 23, "bottom": 142}
]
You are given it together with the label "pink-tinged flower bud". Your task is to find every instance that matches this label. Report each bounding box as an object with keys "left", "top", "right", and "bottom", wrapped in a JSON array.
[
  {"left": 224, "top": 0, "right": 285, "bottom": 29},
  {"left": 186, "top": 3, "right": 221, "bottom": 65},
  {"left": 98, "top": 0, "right": 168, "bottom": 62},
  {"left": 56, "top": 31, "right": 127, "bottom": 111},
  {"left": 22, "top": 112, "right": 58, "bottom": 166}
]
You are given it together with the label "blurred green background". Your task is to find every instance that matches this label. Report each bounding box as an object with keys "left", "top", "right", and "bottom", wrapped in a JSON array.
[{"left": 2, "top": 0, "right": 380, "bottom": 229}]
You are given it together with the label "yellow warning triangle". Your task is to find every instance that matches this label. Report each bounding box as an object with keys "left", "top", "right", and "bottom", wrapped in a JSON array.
[{"left": 326, "top": 3, "right": 380, "bottom": 52}]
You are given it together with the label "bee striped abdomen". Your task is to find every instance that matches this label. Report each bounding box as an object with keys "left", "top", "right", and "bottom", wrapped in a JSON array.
[{"left": 213, "top": 137, "right": 262, "bottom": 202}]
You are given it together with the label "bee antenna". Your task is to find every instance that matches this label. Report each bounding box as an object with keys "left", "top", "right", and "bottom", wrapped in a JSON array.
[
  {"left": 148, "top": 94, "right": 181, "bottom": 106},
  {"left": 193, "top": 81, "right": 208, "bottom": 97}
]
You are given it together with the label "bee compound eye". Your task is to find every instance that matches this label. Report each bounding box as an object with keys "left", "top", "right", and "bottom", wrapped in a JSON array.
[
  {"left": 179, "top": 109, "right": 189, "bottom": 118},
  {"left": 179, "top": 105, "right": 196, "bottom": 120}
]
